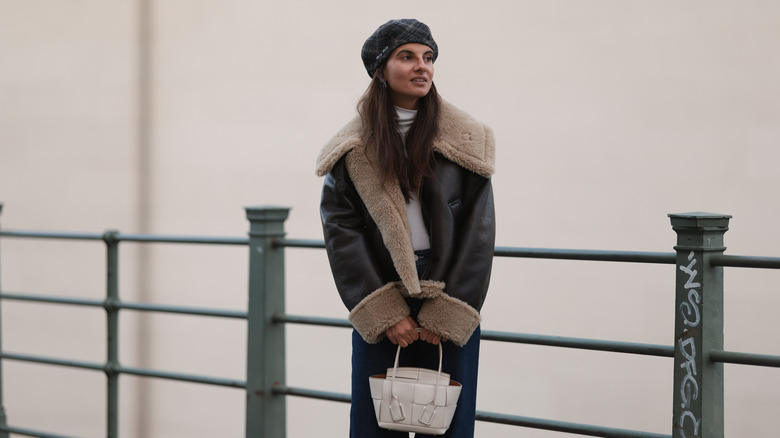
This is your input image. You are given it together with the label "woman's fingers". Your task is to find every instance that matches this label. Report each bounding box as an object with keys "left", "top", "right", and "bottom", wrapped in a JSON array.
[
  {"left": 387, "top": 319, "right": 453, "bottom": 347},
  {"left": 389, "top": 321, "right": 450, "bottom": 347},
  {"left": 419, "top": 327, "right": 443, "bottom": 345},
  {"left": 386, "top": 316, "right": 420, "bottom": 347},
  {"left": 396, "top": 317, "right": 419, "bottom": 345}
]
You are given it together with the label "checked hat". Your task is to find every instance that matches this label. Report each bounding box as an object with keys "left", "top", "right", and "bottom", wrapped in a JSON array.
[{"left": 361, "top": 19, "right": 438, "bottom": 78}]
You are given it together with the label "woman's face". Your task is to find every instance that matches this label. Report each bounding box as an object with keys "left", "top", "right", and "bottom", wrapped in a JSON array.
[{"left": 382, "top": 43, "right": 435, "bottom": 110}]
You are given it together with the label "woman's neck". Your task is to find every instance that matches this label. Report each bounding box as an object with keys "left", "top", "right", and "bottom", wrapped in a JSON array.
[
  {"left": 390, "top": 93, "right": 419, "bottom": 111},
  {"left": 395, "top": 106, "right": 417, "bottom": 138}
]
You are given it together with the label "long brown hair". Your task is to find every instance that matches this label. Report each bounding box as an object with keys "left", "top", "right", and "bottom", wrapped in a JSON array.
[{"left": 357, "top": 71, "right": 441, "bottom": 202}]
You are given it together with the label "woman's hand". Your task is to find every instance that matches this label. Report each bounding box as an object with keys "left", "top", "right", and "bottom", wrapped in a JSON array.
[
  {"left": 385, "top": 317, "right": 449, "bottom": 346},
  {"left": 419, "top": 327, "right": 447, "bottom": 345},
  {"left": 385, "top": 316, "right": 420, "bottom": 347}
]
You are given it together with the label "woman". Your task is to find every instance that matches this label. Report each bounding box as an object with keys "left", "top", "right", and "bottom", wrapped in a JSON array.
[{"left": 317, "top": 19, "right": 495, "bottom": 438}]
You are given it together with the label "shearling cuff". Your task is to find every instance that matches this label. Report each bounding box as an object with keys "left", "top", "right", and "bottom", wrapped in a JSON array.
[
  {"left": 417, "top": 294, "right": 481, "bottom": 347},
  {"left": 399, "top": 279, "right": 445, "bottom": 299},
  {"left": 348, "top": 282, "right": 410, "bottom": 344}
]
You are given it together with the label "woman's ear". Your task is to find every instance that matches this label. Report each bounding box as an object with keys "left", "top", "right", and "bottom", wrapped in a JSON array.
[{"left": 376, "top": 70, "right": 387, "bottom": 88}]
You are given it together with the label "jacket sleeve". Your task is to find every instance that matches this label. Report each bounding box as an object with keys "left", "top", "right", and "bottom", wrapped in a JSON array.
[
  {"left": 320, "top": 158, "right": 410, "bottom": 343},
  {"left": 418, "top": 172, "right": 496, "bottom": 346}
]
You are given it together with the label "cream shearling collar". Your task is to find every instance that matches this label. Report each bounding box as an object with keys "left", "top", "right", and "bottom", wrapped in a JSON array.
[
  {"left": 316, "top": 100, "right": 494, "bottom": 178},
  {"left": 316, "top": 100, "right": 495, "bottom": 297}
]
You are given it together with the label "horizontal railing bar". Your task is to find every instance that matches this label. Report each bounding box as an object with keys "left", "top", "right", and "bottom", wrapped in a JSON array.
[
  {"left": 709, "top": 254, "right": 780, "bottom": 269},
  {"left": 117, "top": 365, "right": 246, "bottom": 388},
  {"left": 0, "top": 352, "right": 246, "bottom": 387},
  {"left": 275, "top": 238, "right": 326, "bottom": 249},
  {"left": 710, "top": 350, "right": 780, "bottom": 368},
  {"left": 0, "top": 352, "right": 105, "bottom": 372},
  {"left": 481, "top": 330, "right": 675, "bottom": 358},
  {"left": 273, "top": 385, "right": 351, "bottom": 403},
  {"left": 494, "top": 247, "right": 676, "bottom": 264},
  {"left": 0, "top": 425, "right": 81, "bottom": 438},
  {"left": 272, "top": 385, "right": 670, "bottom": 438},
  {"left": 0, "top": 293, "right": 247, "bottom": 319},
  {"left": 115, "top": 233, "right": 248, "bottom": 245},
  {"left": 0, "top": 230, "right": 103, "bottom": 241},
  {"left": 273, "top": 314, "right": 673, "bottom": 357},
  {"left": 0, "top": 292, "right": 104, "bottom": 308},
  {"left": 272, "top": 313, "right": 351, "bottom": 328},
  {"left": 0, "top": 230, "right": 248, "bottom": 246},
  {"left": 5, "top": 232, "right": 775, "bottom": 269},
  {"left": 118, "top": 302, "right": 247, "bottom": 319},
  {"left": 276, "top": 239, "right": 678, "bottom": 265},
  {"left": 475, "top": 410, "right": 671, "bottom": 438}
]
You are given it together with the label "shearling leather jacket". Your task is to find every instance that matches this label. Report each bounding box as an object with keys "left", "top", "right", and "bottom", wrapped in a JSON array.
[{"left": 316, "top": 100, "right": 495, "bottom": 346}]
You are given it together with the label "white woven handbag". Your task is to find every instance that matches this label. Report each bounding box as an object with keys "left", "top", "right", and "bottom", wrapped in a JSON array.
[{"left": 368, "top": 341, "right": 462, "bottom": 435}]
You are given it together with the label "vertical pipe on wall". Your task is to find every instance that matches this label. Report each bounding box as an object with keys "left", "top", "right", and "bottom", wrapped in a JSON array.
[
  {"left": 669, "top": 212, "right": 730, "bottom": 438},
  {"left": 245, "top": 206, "right": 290, "bottom": 438},
  {"left": 0, "top": 204, "right": 9, "bottom": 438},
  {"left": 136, "top": 0, "right": 154, "bottom": 434}
]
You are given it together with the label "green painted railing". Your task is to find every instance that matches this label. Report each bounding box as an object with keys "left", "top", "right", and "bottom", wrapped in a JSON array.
[{"left": 1, "top": 204, "right": 779, "bottom": 438}]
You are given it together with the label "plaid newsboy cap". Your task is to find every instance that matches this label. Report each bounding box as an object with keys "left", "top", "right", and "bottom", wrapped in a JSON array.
[{"left": 361, "top": 19, "right": 438, "bottom": 78}]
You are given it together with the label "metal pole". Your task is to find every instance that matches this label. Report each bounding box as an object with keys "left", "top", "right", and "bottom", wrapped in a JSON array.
[
  {"left": 0, "top": 204, "right": 9, "bottom": 438},
  {"left": 103, "top": 231, "right": 120, "bottom": 438},
  {"left": 245, "top": 206, "right": 290, "bottom": 438},
  {"left": 669, "top": 212, "right": 730, "bottom": 438}
]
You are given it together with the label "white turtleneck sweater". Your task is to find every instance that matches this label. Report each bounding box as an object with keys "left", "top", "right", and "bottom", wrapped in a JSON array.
[{"left": 396, "top": 106, "right": 431, "bottom": 251}]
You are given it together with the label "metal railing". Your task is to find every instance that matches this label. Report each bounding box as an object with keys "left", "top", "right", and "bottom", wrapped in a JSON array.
[{"left": 0, "top": 204, "right": 779, "bottom": 438}]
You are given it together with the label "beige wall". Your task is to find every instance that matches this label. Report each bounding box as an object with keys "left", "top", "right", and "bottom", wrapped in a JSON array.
[{"left": 1, "top": 1, "right": 780, "bottom": 437}]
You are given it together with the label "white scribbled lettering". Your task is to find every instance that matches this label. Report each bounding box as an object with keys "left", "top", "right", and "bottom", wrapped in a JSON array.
[
  {"left": 677, "top": 251, "right": 701, "bottom": 437},
  {"left": 678, "top": 337, "right": 699, "bottom": 405},
  {"left": 679, "top": 252, "right": 701, "bottom": 290},
  {"left": 679, "top": 411, "right": 701, "bottom": 438},
  {"left": 680, "top": 289, "right": 701, "bottom": 327}
]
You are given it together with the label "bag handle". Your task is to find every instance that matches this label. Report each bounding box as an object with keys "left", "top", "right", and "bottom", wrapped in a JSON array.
[
  {"left": 390, "top": 331, "right": 444, "bottom": 376},
  {"left": 388, "top": 328, "right": 445, "bottom": 424}
]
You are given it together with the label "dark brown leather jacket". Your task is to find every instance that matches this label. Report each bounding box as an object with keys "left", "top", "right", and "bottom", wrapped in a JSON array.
[{"left": 317, "top": 101, "right": 495, "bottom": 346}]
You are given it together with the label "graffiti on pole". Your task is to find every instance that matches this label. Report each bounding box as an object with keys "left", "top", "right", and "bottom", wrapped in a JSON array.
[{"left": 677, "top": 251, "right": 701, "bottom": 437}]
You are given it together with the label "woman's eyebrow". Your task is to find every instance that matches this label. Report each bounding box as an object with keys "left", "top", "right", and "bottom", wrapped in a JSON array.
[{"left": 395, "top": 49, "right": 434, "bottom": 57}]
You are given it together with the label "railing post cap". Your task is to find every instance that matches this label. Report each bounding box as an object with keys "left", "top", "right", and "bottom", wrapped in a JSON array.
[
  {"left": 668, "top": 212, "right": 731, "bottom": 229},
  {"left": 244, "top": 206, "right": 291, "bottom": 222},
  {"left": 102, "top": 229, "right": 120, "bottom": 244}
]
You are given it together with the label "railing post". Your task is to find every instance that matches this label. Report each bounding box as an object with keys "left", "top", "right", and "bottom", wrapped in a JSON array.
[
  {"left": 245, "top": 206, "right": 290, "bottom": 438},
  {"left": 669, "top": 212, "right": 730, "bottom": 438},
  {"left": 0, "top": 203, "right": 9, "bottom": 438},
  {"left": 103, "top": 230, "right": 120, "bottom": 438}
]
